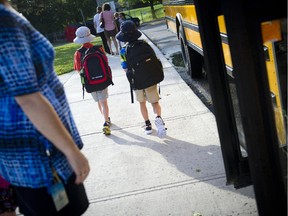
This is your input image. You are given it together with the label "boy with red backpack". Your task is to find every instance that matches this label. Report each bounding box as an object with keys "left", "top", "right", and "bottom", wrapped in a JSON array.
[{"left": 74, "top": 26, "right": 113, "bottom": 135}]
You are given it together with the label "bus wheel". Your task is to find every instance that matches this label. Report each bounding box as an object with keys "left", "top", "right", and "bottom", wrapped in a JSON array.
[{"left": 179, "top": 33, "right": 203, "bottom": 79}]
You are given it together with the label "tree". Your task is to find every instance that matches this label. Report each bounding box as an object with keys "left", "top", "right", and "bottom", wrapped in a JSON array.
[
  {"left": 10, "top": 0, "right": 97, "bottom": 35},
  {"left": 64, "top": 0, "right": 96, "bottom": 24},
  {"left": 143, "top": 0, "right": 157, "bottom": 18},
  {"left": 118, "top": 0, "right": 158, "bottom": 18},
  {"left": 11, "top": 0, "right": 64, "bottom": 33}
]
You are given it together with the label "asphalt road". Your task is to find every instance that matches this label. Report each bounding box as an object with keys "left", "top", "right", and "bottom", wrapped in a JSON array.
[{"left": 139, "top": 19, "right": 213, "bottom": 112}]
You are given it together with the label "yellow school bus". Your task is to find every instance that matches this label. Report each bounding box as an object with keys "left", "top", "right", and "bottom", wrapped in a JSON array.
[
  {"left": 162, "top": 0, "right": 287, "bottom": 213},
  {"left": 162, "top": 0, "right": 286, "bottom": 148}
]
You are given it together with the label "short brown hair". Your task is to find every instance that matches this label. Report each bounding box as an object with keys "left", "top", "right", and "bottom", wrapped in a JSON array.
[
  {"left": 97, "top": 6, "right": 102, "bottom": 12},
  {"left": 102, "top": 3, "right": 110, "bottom": 11}
]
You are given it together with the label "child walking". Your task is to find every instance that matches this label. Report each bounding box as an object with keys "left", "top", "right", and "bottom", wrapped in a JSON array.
[
  {"left": 116, "top": 20, "right": 167, "bottom": 138},
  {"left": 73, "top": 26, "right": 112, "bottom": 135}
]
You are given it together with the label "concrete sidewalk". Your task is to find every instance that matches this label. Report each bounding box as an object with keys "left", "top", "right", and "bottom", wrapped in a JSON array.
[{"left": 59, "top": 33, "right": 258, "bottom": 215}]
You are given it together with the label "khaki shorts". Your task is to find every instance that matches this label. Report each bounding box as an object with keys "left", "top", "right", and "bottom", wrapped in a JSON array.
[
  {"left": 135, "top": 85, "right": 160, "bottom": 103},
  {"left": 91, "top": 88, "right": 108, "bottom": 102}
]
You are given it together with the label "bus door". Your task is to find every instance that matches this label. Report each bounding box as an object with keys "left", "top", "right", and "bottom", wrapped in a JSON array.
[{"left": 193, "top": 0, "right": 287, "bottom": 215}]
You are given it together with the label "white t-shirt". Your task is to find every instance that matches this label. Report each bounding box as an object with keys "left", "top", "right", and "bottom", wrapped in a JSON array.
[{"left": 93, "top": 13, "right": 104, "bottom": 33}]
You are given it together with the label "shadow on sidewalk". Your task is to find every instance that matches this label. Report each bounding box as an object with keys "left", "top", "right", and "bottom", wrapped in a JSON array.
[{"left": 106, "top": 123, "right": 254, "bottom": 199}]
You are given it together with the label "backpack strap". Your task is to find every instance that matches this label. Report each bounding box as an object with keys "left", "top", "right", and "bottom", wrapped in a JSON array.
[
  {"left": 77, "top": 47, "right": 88, "bottom": 68},
  {"left": 125, "top": 44, "right": 133, "bottom": 103},
  {"left": 77, "top": 47, "right": 88, "bottom": 99},
  {"left": 130, "top": 83, "right": 134, "bottom": 104}
]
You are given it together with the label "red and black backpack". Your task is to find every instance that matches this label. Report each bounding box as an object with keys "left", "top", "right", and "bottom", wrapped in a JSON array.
[{"left": 78, "top": 45, "right": 113, "bottom": 98}]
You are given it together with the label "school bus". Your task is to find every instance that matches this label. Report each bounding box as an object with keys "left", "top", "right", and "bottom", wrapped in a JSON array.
[
  {"left": 162, "top": 0, "right": 287, "bottom": 214},
  {"left": 162, "top": 0, "right": 286, "bottom": 151}
]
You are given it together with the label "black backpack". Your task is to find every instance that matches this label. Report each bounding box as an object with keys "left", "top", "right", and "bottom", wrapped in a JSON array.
[
  {"left": 78, "top": 45, "right": 113, "bottom": 98},
  {"left": 125, "top": 40, "right": 164, "bottom": 90}
]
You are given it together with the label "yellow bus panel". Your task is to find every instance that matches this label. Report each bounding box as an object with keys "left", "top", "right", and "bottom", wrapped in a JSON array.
[
  {"left": 184, "top": 28, "right": 202, "bottom": 48},
  {"left": 164, "top": 5, "right": 198, "bottom": 25},
  {"left": 222, "top": 43, "right": 233, "bottom": 68},
  {"left": 262, "top": 20, "right": 282, "bottom": 43},
  {"left": 265, "top": 41, "right": 285, "bottom": 145},
  {"left": 218, "top": 15, "right": 227, "bottom": 34}
]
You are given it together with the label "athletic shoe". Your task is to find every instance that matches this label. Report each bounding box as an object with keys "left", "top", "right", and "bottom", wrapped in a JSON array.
[
  {"left": 103, "top": 122, "right": 111, "bottom": 135},
  {"left": 144, "top": 124, "right": 152, "bottom": 135},
  {"left": 155, "top": 116, "right": 167, "bottom": 138}
]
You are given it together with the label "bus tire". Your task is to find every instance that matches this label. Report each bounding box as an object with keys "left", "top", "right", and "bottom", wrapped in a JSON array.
[
  {"left": 188, "top": 46, "right": 204, "bottom": 79},
  {"left": 179, "top": 32, "right": 203, "bottom": 79}
]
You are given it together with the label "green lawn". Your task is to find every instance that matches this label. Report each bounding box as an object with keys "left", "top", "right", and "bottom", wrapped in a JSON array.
[
  {"left": 53, "top": 4, "right": 165, "bottom": 76},
  {"left": 124, "top": 4, "right": 165, "bottom": 23}
]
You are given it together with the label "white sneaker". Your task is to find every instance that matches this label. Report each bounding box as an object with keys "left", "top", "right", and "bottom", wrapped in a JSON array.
[{"left": 155, "top": 116, "right": 166, "bottom": 138}]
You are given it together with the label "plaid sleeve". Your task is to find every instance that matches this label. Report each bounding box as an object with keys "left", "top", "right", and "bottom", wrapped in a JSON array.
[{"left": 0, "top": 13, "right": 40, "bottom": 96}]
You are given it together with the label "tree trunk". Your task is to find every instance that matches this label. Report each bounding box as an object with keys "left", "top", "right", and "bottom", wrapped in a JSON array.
[{"left": 149, "top": 0, "right": 156, "bottom": 19}]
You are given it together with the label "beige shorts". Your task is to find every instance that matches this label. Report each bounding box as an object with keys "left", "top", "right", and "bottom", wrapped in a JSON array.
[
  {"left": 135, "top": 85, "right": 160, "bottom": 103},
  {"left": 91, "top": 88, "right": 108, "bottom": 102}
]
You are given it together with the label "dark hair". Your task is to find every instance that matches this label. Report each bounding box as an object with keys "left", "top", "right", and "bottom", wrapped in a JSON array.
[
  {"left": 97, "top": 6, "right": 102, "bottom": 13},
  {"left": 119, "top": 13, "right": 126, "bottom": 18},
  {"left": 102, "top": 3, "right": 110, "bottom": 11}
]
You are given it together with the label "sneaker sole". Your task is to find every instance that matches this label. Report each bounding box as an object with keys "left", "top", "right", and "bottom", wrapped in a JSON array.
[
  {"left": 103, "top": 127, "right": 111, "bottom": 135},
  {"left": 145, "top": 130, "right": 153, "bottom": 135}
]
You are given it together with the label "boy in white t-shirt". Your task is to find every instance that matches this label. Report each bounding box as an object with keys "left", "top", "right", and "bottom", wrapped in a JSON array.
[{"left": 93, "top": 6, "right": 110, "bottom": 54}]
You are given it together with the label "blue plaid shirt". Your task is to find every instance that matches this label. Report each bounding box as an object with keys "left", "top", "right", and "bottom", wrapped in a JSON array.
[{"left": 0, "top": 5, "right": 83, "bottom": 188}]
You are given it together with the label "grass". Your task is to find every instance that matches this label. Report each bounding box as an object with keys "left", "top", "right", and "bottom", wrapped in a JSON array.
[
  {"left": 53, "top": 4, "right": 165, "bottom": 76},
  {"left": 171, "top": 52, "right": 184, "bottom": 67},
  {"left": 124, "top": 4, "right": 165, "bottom": 23}
]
